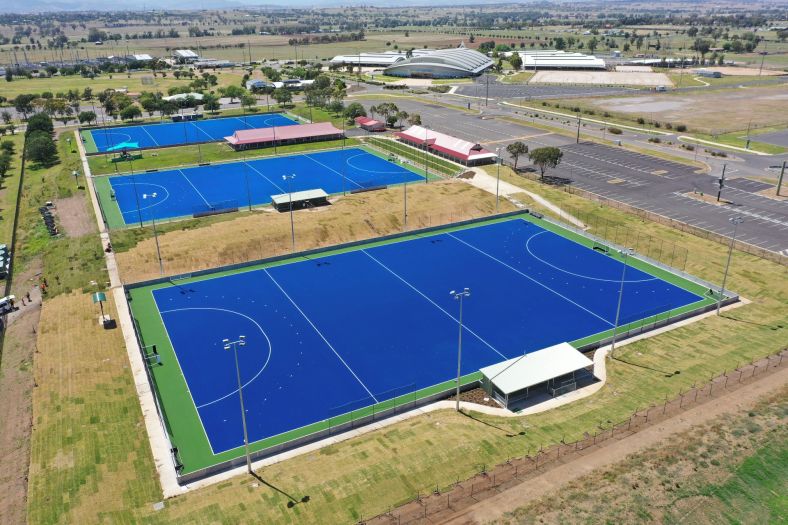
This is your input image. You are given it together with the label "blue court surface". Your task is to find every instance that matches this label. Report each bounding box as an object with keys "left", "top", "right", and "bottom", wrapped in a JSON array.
[
  {"left": 149, "top": 218, "right": 706, "bottom": 455},
  {"left": 108, "top": 147, "right": 424, "bottom": 224},
  {"left": 89, "top": 113, "right": 297, "bottom": 152}
]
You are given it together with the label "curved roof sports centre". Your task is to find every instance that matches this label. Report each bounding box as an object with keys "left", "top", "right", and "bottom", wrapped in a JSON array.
[{"left": 383, "top": 48, "right": 493, "bottom": 79}]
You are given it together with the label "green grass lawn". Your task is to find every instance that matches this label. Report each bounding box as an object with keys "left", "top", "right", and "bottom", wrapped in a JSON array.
[
  {"left": 689, "top": 128, "right": 788, "bottom": 155},
  {"left": 365, "top": 136, "right": 461, "bottom": 177},
  {"left": 27, "top": 155, "right": 788, "bottom": 523}
]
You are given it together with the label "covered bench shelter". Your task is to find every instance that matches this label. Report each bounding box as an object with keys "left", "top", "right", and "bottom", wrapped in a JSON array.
[
  {"left": 394, "top": 125, "right": 497, "bottom": 166},
  {"left": 480, "top": 342, "right": 594, "bottom": 410},
  {"left": 271, "top": 189, "right": 329, "bottom": 212}
]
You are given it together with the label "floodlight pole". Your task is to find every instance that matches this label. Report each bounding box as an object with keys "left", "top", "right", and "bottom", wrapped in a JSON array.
[
  {"left": 451, "top": 288, "right": 471, "bottom": 412},
  {"left": 223, "top": 335, "right": 252, "bottom": 475},
  {"left": 129, "top": 158, "right": 144, "bottom": 229},
  {"left": 152, "top": 214, "right": 164, "bottom": 275},
  {"left": 717, "top": 216, "right": 743, "bottom": 316},
  {"left": 283, "top": 174, "right": 296, "bottom": 251},
  {"left": 576, "top": 114, "right": 581, "bottom": 144},
  {"left": 423, "top": 125, "right": 430, "bottom": 183},
  {"left": 495, "top": 148, "right": 501, "bottom": 212},
  {"left": 610, "top": 248, "right": 634, "bottom": 359},
  {"left": 403, "top": 178, "right": 408, "bottom": 231}
]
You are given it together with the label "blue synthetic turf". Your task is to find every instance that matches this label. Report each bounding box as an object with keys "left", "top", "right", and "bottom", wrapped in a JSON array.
[
  {"left": 90, "top": 113, "right": 297, "bottom": 152},
  {"left": 109, "top": 148, "right": 425, "bottom": 224},
  {"left": 151, "top": 218, "right": 703, "bottom": 454}
]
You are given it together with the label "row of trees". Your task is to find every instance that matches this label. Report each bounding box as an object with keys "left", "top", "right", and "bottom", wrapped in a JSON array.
[{"left": 25, "top": 113, "right": 58, "bottom": 167}]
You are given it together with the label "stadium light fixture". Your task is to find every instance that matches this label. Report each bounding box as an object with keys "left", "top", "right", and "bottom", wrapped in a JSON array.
[
  {"left": 717, "top": 216, "right": 743, "bottom": 316},
  {"left": 610, "top": 248, "right": 634, "bottom": 359},
  {"left": 450, "top": 288, "right": 471, "bottom": 412},
  {"left": 223, "top": 335, "right": 252, "bottom": 475},
  {"left": 283, "top": 174, "right": 297, "bottom": 251},
  {"left": 495, "top": 148, "right": 501, "bottom": 212}
]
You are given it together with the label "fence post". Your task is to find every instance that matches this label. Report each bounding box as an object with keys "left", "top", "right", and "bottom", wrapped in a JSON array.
[
  {"left": 724, "top": 372, "right": 729, "bottom": 389},
  {"left": 693, "top": 384, "right": 699, "bottom": 402}
]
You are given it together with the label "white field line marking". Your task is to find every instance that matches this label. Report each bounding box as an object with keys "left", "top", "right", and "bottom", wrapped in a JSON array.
[
  {"left": 159, "top": 307, "right": 274, "bottom": 409},
  {"left": 243, "top": 161, "right": 286, "bottom": 193},
  {"left": 140, "top": 125, "right": 161, "bottom": 146},
  {"left": 525, "top": 231, "right": 657, "bottom": 283},
  {"left": 303, "top": 153, "right": 364, "bottom": 189},
  {"left": 446, "top": 233, "right": 614, "bottom": 327},
  {"left": 177, "top": 169, "right": 212, "bottom": 208},
  {"left": 191, "top": 121, "right": 215, "bottom": 141},
  {"left": 361, "top": 250, "right": 507, "bottom": 360},
  {"left": 264, "top": 269, "right": 379, "bottom": 402}
]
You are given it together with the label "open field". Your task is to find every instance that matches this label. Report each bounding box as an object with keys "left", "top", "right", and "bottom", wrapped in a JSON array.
[
  {"left": 497, "top": 387, "right": 787, "bottom": 524},
  {"left": 531, "top": 70, "right": 673, "bottom": 87},
  {"left": 27, "top": 168, "right": 788, "bottom": 523},
  {"left": 0, "top": 70, "right": 247, "bottom": 99},
  {"left": 559, "top": 84, "right": 788, "bottom": 135}
]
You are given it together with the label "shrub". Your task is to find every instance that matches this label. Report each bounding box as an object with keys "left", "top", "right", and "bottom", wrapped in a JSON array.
[
  {"left": 648, "top": 137, "right": 662, "bottom": 143},
  {"left": 676, "top": 124, "right": 687, "bottom": 132},
  {"left": 427, "top": 85, "right": 451, "bottom": 93},
  {"left": 637, "top": 117, "right": 645, "bottom": 124},
  {"left": 664, "top": 122, "right": 673, "bottom": 130},
  {"left": 608, "top": 127, "right": 623, "bottom": 135}
]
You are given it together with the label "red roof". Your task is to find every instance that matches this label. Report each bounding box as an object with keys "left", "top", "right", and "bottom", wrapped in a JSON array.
[
  {"left": 395, "top": 126, "right": 495, "bottom": 162},
  {"left": 355, "top": 116, "right": 385, "bottom": 129},
  {"left": 226, "top": 122, "right": 343, "bottom": 145}
]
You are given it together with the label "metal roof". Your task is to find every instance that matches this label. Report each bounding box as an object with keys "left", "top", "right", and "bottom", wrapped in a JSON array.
[
  {"left": 173, "top": 49, "right": 199, "bottom": 59},
  {"left": 509, "top": 51, "right": 606, "bottom": 69},
  {"left": 384, "top": 48, "right": 493, "bottom": 77},
  {"left": 271, "top": 189, "right": 328, "bottom": 205},
  {"left": 225, "top": 122, "right": 341, "bottom": 146},
  {"left": 480, "top": 343, "right": 593, "bottom": 395},
  {"left": 396, "top": 125, "right": 497, "bottom": 161}
]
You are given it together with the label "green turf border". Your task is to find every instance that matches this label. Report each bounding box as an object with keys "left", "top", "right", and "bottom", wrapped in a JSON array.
[
  {"left": 93, "top": 144, "right": 429, "bottom": 230},
  {"left": 125, "top": 212, "right": 720, "bottom": 477},
  {"left": 80, "top": 129, "right": 98, "bottom": 154}
]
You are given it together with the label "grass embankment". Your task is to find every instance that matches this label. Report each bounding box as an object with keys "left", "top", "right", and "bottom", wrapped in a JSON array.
[
  {"left": 113, "top": 180, "right": 512, "bottom": 282},
  {"left": 0, "top": 134, "right": 26, "bottom": 246},
  {"left": 87, "top": 138, "right": 361, "bottom": 176},
  {"left": 501, "top": 389, "right": 787, "bottom": 524},
  {"left": 13, "top": 135, "right": 105, "bottom": 297},
  {"left": 501, "top": 71, "right": 535, "bottom": 84},
  {"left": 27, "top": 160, "right": 787, "bottom": 523}
]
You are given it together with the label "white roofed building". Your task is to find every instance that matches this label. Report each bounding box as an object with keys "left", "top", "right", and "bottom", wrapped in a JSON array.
[
  {"left": 506, "top": 50, "right": 606, "bottom": 70},
  {"left": 384, "top": 48, "right": 493, "bottom": 78},
  {"left": 395, "top": 125, "right": 497, "bottom": 166}
]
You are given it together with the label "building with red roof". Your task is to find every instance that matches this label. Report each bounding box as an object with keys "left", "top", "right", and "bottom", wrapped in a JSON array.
[
  {"left": 354, "top": 116, "right": 386, "bottom": 132},
  {"left": 394, "top": 125, "right": 498, "bottom": 166},
  {"left": 225, "top": 122, "right": 344, "bottom": 150}
]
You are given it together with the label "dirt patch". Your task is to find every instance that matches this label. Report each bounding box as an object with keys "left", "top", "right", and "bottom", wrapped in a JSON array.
[
  {"left": 531, "top": 70, "right": 672, "bottom": 87},
  {"left": 682, "top": 191, "right": 733, "bottom": 206},
  {"left": 615, "top": 65, "right": 653, "bottom": 73},
  {"left": 0, "top": 261, "right": 44, "bottom": 525},
  {"left": 53, "top": 195, "right": 95, "bottom": 238},
  {"left": 584, "top": 85, "right": 788, "bottom": 132},
  {"left": 756, "top": 187, "right": 788, "bottom": 201},
  {"left": 446, "top": 388, "right": 501, "bottom": 409}
]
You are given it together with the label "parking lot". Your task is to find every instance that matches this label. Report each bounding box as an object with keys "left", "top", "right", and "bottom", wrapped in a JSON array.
[{"left": 454, "top": 77, "right": 638, "bottom": 100}]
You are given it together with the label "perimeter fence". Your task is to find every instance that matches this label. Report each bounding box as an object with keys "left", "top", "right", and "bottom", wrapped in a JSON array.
[{"left": 363, "top": 349, "right": 787, "bottom": 525}]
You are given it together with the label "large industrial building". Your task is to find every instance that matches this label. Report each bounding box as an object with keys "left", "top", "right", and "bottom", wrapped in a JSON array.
[
  {"left": 383, "top": 47, "right": 493, "bottom": 79},
  {"left": 329, "top": 50, "right": 433, "bottom": 68},
  {"left": 506, "top": 50, "right": 606, "bottom": 70}
]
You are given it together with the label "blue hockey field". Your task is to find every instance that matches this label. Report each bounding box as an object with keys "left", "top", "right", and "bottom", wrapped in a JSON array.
[
  {"left": 86, "top": 113, "right": 297, "bottom": 152},
  {"left": 103, "top": 147, "right": 425, "bottom": 226},
  {"left": 128, "top": 215, "right": 714, "bottom": 473}
]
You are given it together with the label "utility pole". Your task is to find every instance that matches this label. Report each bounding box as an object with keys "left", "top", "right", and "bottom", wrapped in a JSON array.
[
  {"left": 716, "top": 164, "right": 726, "bottom": 202},
  {"left": 576, "top": 114, "right": 581, "bottom": 144},
  {"left": 776, "top": 161, "right": 786, "bottom": 197}
]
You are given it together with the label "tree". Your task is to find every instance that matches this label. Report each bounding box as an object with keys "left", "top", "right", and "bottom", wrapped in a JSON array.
[
  {"left": 369, "top": 105, "right": 377, "bottom": 120},
  {"left": 0, "top": 153, "right": 11, "bottom": 178},
  {"left": 26, "top": 112, "right": 54, "bottom": 136},
  {"left": 1, "top": 111, "right": 11, "bottom": 126},
  {"left": 221, "top": 85, "right": 245, "bottom": 103},
  {"left": 407, "top": 113, "right": 422, "bottom": 126},
  {"left": 588, "top": 37, "right": 598, "bottom": 54},
  {"left": 139, "top": 93, "right": 161, "bottom": 117},
  {"left": 693, "top": 38, "right": 712, "bottom": 61},
  {"left": 240, "top": 93, "right": 257, "bottom": 111},
  {"left": 202, "top": 93, "right": 220, "bottom": 114},
  {"left": 506, "top": 141, "right": 529, "bottom": 170},
  {"left": 1, "top": 140, "right": 14, "bottom": 155},
  {"left": 508, "top": 53, "right": 522, "bottom": 70},
  {"left": 529, "top": 147, "right": 563, "bottom": 180},
  {"left": 271, "top": 88, "right": 292, "bottom": 107},
  {"left": 78, "top": 111, "right": 96, "bottom": 125},
  {"left": 119, "top": 104, "right": 142, "bottom": 121},
  {"left": 396, "top": 110, "right": 409, "bottom": 129},
  {"left": 81, "top": 87, "right": 93, "bottom": 100},
  {"left": 159, "top": 101, "right": 178, "bottom": 118},
  {"left": 343, "top": 102, "right": 366, "bottom": 121},
  {"left": 13, "top": 94, "right": 36, "bottom": 120},
  {"left": 25, "top": 130, "right": 58, "bottom": 166}
]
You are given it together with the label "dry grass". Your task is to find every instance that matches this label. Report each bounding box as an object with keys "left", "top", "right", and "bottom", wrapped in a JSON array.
[{"left": 115, "top": 180, "right": 515, "bottom": 283}]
